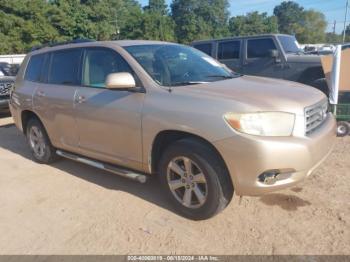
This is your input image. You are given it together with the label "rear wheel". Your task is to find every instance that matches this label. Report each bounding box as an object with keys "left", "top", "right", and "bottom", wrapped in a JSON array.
[
  {"left": 26, "top": 118, "right": 59, "bottom": 163},
  {"left": 158, "top": 138, "right": 233, "bottom": 220},
  {"left": 337, "top": 121, "right": 350, "bottom": 137}
]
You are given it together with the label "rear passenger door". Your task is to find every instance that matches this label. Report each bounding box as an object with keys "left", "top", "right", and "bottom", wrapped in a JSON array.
[
  {"left": 242, "top": 38, "right": 284, "bottom": 78},
  {"left": 217, "top": 40, "right": 242, "bottom": 73},
  {"left": 33, "top": 48, "right": 82, "bottom": 151},
  {"left": 74, "top": 47, "right": 144, "bottom": 170}
]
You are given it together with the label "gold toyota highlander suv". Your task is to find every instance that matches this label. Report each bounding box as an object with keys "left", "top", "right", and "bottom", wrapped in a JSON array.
[{"left": 10, "top": 40, "right": 336, "bottom": 220}]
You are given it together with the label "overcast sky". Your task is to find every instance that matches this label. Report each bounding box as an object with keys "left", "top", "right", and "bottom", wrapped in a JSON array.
[{"left": 137, "top": 0, "right": 348, "bottom": 33}]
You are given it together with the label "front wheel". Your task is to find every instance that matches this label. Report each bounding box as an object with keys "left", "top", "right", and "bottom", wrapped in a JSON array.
[
  {"left": 337, "top": 121, "right": 350, "bottom": 137},
  {"left": 158, "top": 139, "right": 233, "bottom": 220}
]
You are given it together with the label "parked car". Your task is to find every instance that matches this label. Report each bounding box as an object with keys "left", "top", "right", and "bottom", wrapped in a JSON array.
[
  {"left": 10, "top": 40, "right": 336, "bottom": 220},
  {"left": 0, "top": 62, "right": 15, "bottom": 113},
  {"left": 192, "top": 34, "right": 329, "bottom": 95},
  {"left": 342, "top": 43, "right": 350, "bottom": 50}
]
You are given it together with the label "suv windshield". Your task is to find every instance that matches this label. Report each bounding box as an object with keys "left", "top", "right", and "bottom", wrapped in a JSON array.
[
  {"left": 277, "top": 35, "right": 301, "bottom": 54},
  {"left": 125, "top": 44, "right": 237, "bottom": 87}
]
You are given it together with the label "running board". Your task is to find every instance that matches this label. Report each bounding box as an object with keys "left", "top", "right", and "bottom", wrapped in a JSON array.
[{"left": 56, "top": 150, "right": 147, "bottom": 183}]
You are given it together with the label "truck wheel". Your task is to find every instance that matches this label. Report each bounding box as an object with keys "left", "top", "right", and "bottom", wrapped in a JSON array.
[
  {"left": 337, "top": 121, "right": 350, "bottom": 137},
  {"left": 158, "top": 138, "right": 233, "bottom": 220},
  {"left": 26, "top": 118, "right": 59, "bottom": 164}
]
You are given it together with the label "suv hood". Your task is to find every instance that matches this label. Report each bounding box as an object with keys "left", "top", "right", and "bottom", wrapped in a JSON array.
[
  {"left": 180, "top": 76, "right": 326, "bottom": 115},
  {"left": 0, "top": 76, "right": 15, "bottom": 83},
  {"left": 286, "top": 53, "right": 322, "bottom": 64}
]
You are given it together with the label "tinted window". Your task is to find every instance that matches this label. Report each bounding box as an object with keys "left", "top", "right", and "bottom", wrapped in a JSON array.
[
  {"left": 247, "top": 38, "right": 277, "bottom": 58},
  {"left": 218, "top": 41, "right": 240, "bottom": 59},
  {"left": 193, "top": 43, "right": 212, "bottom": 56},
  {"left": 82, "top": 48, "right": 133, "bottom": 88},
  {"left": 48, "top": 49, "right": 81, "bottom": 85},
  {"left": 25, "top": 54, "right": 45, "bottom": 82}
]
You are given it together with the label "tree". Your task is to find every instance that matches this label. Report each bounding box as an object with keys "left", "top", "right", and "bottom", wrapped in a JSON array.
[
  {"left": 0, "top": 0, "right": 61, "bottom": 54},
  {"left": 273, "top": 1, "right": 304, "bottom": 34},
  {"left": 274, "top": 1, "right": 327, "bottom": 44},
  {"left": 171, "top": 0, "right": 230, "bottom": 44},
  {"left": 293, "top": 10, "right": 327, "bottom": 43},
  {"left": 343, "top": 24, "right": 350, "bottom": 42},
  {"left": 229, "top": 12, "right": 278, "bottom": 36},
  {"left": 141, "top": 0, "right": 175, "bottom": 41},
  {"left": 325, "top": 33, "right": 342, "bottom": 44},
  {"left": 144, "top": 0, "right": 168, "bottom": 15}
]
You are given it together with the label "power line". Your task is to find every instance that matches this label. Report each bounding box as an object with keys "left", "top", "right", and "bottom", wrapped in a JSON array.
[{"left": 343, "top": 0, "right": 349, "bottom": 42}]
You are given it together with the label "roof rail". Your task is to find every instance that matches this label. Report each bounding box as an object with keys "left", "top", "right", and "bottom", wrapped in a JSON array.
[{"left": 30, "top": 39, "right": 95, "bottom": 52}]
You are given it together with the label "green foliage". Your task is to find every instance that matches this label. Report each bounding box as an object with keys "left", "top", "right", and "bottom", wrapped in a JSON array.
[
  {"left": 274, "top": 1, "right": 327, "bottom": 44},
  {"left": 0, "top": 0, "right": 61, "bottom": 53},
  {"left": 273, "top": 1, "right": 304, "bottom": 35},
  {"left": 171, "top": 0, "right": 230, "bottom": 44},
  {"left": 142, "top": 0, "right": 175, "bottom": 41},
  {"left": 325, "top": 33, "right": 342, "bottom": 44},
  {"left": 0, "top": 0, "right": 340, "bottom": 54},
  {"left": 293, "top": 10, "right": 327, "bottom": 44},
  {"left": 229, "top": 12, "right": 278, "bottom": 36}
]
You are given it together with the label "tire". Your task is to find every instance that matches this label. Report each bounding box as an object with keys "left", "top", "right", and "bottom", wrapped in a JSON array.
[
  {"left": 158, "top": 138, "right": 233, "bottom": 220},
  {"left": 26, "top": 118, "right": 59, "bottom": 164},
  {"left": 337, "top": 121, "right": 350, "bottom": 137}
]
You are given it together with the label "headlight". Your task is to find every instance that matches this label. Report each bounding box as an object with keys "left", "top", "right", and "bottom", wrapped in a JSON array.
[{"left": 224, "top": 112, "right": 295, "bottom": 136}]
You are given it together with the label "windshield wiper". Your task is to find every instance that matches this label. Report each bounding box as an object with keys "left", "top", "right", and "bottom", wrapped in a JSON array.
[
  {"left": 206, "top": 73, "right": 242, "bottom": 79},
  {"left": 206, "top": 75, "right": 234, "bottom": 79},
  {"left": 171, "top": 81, "right": 208, "bottom": 86}
]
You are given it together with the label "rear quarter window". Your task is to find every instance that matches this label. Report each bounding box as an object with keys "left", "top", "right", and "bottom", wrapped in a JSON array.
[
  {"left": 218, "top": 41, "right": 241, "bottom": 60},
  {"left": 25, "top": 54, "right": 45, "bottom": 82},
  {"left": 193, "top": 43, "right": 212, "bottom": 56}
]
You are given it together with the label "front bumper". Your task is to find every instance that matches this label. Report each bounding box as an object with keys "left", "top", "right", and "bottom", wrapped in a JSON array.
[{"left": 214, "top": 113, "right": 337, "bottom": 196}]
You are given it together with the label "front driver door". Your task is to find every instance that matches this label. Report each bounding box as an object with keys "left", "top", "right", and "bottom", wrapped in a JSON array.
[
  {"left": 242, "top": 38, "right": 285, "bottom": 79},
  {"left": 74, "top": 47, "right": 145, "bottom": 170}
]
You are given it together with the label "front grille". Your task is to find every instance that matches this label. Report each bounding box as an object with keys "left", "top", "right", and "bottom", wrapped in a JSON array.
[
  {"left": 305, "top": 99, "right": 328, "bottom": 135},
  {"left": 0, "top": 82, "right": 13, "bottom": 97}
]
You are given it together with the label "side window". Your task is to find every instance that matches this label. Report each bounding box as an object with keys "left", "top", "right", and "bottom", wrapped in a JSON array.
[
  {"left": 82, "top": 48, "right": 133, "bottom": 88},
  {"left": 48, "top": 49, "right": 82, "bottom": 85},
  {"left": 25, "top": 54, "right": 45, "bottom": 82},
  {"left": 247, "top": 38, "right": 277, "bottom": 58},
  {"left": 218, "top": 41, "right": 241, "bottom": 60},
  {"left": 193, "top": 43, "right": 212, "bottom": 56}
]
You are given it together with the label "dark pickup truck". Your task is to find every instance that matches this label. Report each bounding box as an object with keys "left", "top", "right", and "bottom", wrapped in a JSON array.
[
  {"left": 0, "top": 63, "right": 15, "bottom": 113},
  {"left": 192, "top": 34, "right": 328, "bottom": 95}
]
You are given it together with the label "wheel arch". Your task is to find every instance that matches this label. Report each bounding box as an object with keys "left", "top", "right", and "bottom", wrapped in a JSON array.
[
  {"left": 150, "top": 130, "right": 234, "bottom": 197},
  {"left": 298, "top": 66, "right": 325, "bottom": 85},
  {"left": 21, "top": 110, "right": 43, "bottom": 135}
]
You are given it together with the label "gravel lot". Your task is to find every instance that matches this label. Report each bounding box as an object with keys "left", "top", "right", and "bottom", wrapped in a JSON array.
[{"left": 0, "top": 114, "right": 349, "bottom": 255}]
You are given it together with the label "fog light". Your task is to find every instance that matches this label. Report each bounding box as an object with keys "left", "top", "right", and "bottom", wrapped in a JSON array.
[{"left": 258, "top": 171, "right": 280, "bottom": 185}]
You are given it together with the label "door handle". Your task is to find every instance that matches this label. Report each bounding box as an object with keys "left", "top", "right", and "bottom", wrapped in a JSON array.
[
  {"left": 76, "top": 95, "right": 86, "bottom": 104},
  {"left": 37, "top": 90, "right": 45, "bottom": 97}
]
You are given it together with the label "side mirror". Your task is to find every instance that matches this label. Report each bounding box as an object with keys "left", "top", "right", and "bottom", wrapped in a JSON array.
[
  {"left": 105, "top": 72, "right": 136, "bottom": 90},
  {"left": 269, "top": 49, "right": 282, "bottom": 63},
  {"left": 269, "top": 49, "right": 279, "bottom": 58}
]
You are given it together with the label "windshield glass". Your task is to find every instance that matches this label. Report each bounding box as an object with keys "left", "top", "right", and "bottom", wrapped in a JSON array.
[
  {"left": 277, "top": 35, "right": 301, "bottom": 54},
  {"left": 125, "top": 44, "right": 237, "bottom": 86}
]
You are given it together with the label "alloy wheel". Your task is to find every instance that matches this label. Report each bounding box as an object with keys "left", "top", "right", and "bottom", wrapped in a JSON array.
[
  {"left": 29, "top": 126, "right": 46, "bottom": 159},
  {"left": 166, "top": 156, "right": 208, "bottom": 209}
]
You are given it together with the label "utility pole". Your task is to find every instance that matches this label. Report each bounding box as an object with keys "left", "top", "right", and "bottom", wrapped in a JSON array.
[
  {"left": 333, "top": 20, "right": 337, "bottom": 34},
  {"left": 343, "top": 0, "right": 349, "bottom": 43}
]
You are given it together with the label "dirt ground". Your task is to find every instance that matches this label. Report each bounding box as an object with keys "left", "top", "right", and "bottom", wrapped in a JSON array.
[{"left": 0, "top": 114, "right": 349, "bottom": 255}]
